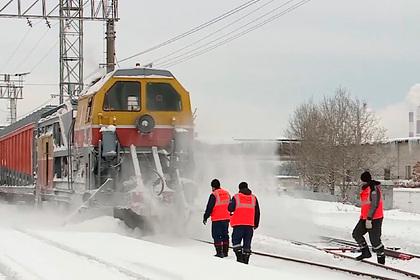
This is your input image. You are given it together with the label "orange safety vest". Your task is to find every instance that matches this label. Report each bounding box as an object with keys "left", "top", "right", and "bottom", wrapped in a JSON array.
[
  {"left": 230, "top": 193, "right": 256, "bottom": 227},
  {"left": 360, "top": 185, "right": 384, "bottom": 220},
  {"left": 211, "top": 188, "right": 231, "bottom": 221}
]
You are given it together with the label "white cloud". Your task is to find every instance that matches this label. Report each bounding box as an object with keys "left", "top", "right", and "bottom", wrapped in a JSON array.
[
  {"left": 377, "top": 84, "right": 420, "bottom": 138},
  {"left": 405, "top": 84, "right": 420, "bottom": 105}
]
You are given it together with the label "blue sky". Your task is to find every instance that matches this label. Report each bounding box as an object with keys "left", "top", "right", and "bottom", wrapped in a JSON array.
[{"left": 1, "top": 0, "right": 420, "bottom": 141}]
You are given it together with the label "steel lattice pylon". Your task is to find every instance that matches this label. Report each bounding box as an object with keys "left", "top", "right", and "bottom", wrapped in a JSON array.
[
  {"left": 0, "top": 73, "right": 28, "bottom": 123},
  {"left": 0, "top": 0, "right": 119, "bottom": 104},
  {"left": 60, "top": 0, "right": 83, "bottom": 103}
]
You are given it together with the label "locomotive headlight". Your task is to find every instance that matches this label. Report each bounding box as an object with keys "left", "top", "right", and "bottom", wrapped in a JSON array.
[{"left": 136, "top": 114, "right": 155, "bottom": 133}]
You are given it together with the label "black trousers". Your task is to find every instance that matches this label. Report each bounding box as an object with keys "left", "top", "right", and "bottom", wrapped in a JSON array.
[
  {"left": 232, "top": 225, "right": 254, "bottom": 251},
  {"left": 352, "top": 218, "right": 383, "bottom": 252},
  {"left": 211, "top": 220, "right": 229, "bottom": 244}
]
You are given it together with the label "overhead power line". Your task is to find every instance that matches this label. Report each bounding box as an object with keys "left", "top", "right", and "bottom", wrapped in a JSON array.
[
  {"left": 17, "top": 95, "right": 58, "bottom": 120},
  {"left": 151, "top": 0, "right": 282, "bottom": 66},
  {"left": 83, "top": 67, "right": 104, "bottom": 82},
  {"left": 29, "top": 38, "right": 59, "bottom": 73},
  {"left": 154, "top": 0, "right": 296, "bottom": 67},
  {"left": 157, "top": 0, "right": 305, "bottom": 67},
  {"left": 118, "top": 0, "right": 263, "bottom": 64},
  {"left": 160, "top": 0, "right": 311, "bottom": 68},
  {"left": 0, "top": 19, "right": 44, "bottom": 73},
  {"left": 13, "top": 22, "right": 58, "bottom": 72},
  {"left": 1, "top": 28, "right": 31, "bottom": 72},
  {"left": 26, "top": 83, "right": 57, "bottom": 86}
]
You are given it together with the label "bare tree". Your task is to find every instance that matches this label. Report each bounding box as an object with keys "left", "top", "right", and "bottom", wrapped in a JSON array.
[{"left": 286, "top": 88, "right": 386, "bottom": 197}]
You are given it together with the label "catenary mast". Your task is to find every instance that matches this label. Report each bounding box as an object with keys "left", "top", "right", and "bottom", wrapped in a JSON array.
[{"left": 0, "top": 0, "right": 119, "bottom": 104}]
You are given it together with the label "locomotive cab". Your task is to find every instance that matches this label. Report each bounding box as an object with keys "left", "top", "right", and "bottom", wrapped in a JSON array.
[
  {"left": 75, "top": 68, "right": 193, "bottom": 149},
  {"left": 73, "top": 68, "right": 195, "bottom": 218}
]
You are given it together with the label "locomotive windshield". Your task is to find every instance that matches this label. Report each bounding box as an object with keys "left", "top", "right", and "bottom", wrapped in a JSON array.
[
  {"left": 146, "top": 83, "right": 182, "bottom": 112},
  {"left": 103, "top": 81, "right": 141, "bottom": 111}
]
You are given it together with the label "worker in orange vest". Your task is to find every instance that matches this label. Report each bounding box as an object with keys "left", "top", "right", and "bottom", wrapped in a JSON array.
[
  {"left": 352, "top": 171, "right": 385, "bottom": 264},
  {"left": 203, "top": 179, "right": 231, "bottom": 258},
  {"left": 228, "top": 182, "right": 260, "bottom": 264}
]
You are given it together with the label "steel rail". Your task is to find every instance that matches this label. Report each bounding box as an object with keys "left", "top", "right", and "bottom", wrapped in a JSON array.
[
  {"left": 294, "top": 239, "right": 420, "bottom": 279},
  {"left": 193, "top": 238, "right": 398, "bottom": 280}
]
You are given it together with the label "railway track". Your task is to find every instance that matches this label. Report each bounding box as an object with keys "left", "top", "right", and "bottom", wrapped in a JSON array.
[
  {"left": 0, "top": 260, "right": 19, "bottom": 280},
  {"left": 0, "top": 256, "right": 28, "bottom": 280},
  {"left": 14, "top": 228, "right": 148, "bottom": 280},
  {"left": 292, "top": 238, "right": 420, "bottom": 279},
  {"left": 193, "top": 238, "right": 400, "bottom": 280},
  {"left": 320, "top": 236, "right": 420, "bottom": 260},
  {"left": 0, "top": 252, "right": 49, "bottom": 280}
]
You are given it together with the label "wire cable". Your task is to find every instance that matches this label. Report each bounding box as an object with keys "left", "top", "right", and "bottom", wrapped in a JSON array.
[
  {"left": 83, "top": 67, "right": 104, "bottom": 83},
  {"left": 118, "top": 0, "right": 263, "bottom": 64},
  {"left": 150, "top": 0, "right": 282, "bottom": 66},
  {"left": 29, "top": 38, "right": 59, "bottom": 73},
  {"left": 157, "top": 0, "right": 300, "bottom": 67},
  {"left": 0, "top": 19, "right": 44, "bottom": 73},
  {"left": 13, "top": 22, "right": 59, "bottom": 72},
  {"left": 160, "top": 0, "right": 311, "bottom": 68},
  {"left": 1, "top": 28, "right": 31, "bottom": 72},
  {"left": 17, "top": 95, "right": 58, "bottom": 120},
  {"left": 25, "top": 83, "right": 57, "bottom": 86}
]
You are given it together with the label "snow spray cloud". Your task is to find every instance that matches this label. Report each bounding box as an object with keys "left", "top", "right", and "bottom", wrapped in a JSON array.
[
  {"left": 0, "top": 201, "right": 66, "bottom": 229},
  {"left": 189, "top": 139, "right": 320, "bottom": 241},
  {"left": 193, "top": 140, "right": 279, "bottom": 196}
]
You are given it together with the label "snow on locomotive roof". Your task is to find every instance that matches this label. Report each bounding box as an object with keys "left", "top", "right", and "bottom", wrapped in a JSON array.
[
  {"left": 81, "top": 68, "right": 174, "bottom": 97},
  {"left": 113, "top": 68, "right": 174, "bottom": 78}
]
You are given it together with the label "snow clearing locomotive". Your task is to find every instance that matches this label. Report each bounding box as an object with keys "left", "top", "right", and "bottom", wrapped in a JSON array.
[{"left": 0, "top": 67, "right": 195, "bottom": 228}]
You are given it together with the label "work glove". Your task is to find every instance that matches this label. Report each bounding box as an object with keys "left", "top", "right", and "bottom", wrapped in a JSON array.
[
  {"left": 365, "top": 219, "right": 372, "bottom": 230},
  {"left": 203, "top": 219, "right": 207, "bottom": 225}
]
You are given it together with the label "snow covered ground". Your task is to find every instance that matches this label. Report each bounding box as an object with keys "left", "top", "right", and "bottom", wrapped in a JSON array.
[{"left": 0, "top": 194, "right": 419, "bottom": 279}]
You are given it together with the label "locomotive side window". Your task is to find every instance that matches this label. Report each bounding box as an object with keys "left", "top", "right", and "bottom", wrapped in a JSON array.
[
  {"left": 103, "top": 81, "right": 141, "bottom": 111},
  {"left": 146, "top": 83, "right": 182, "bottom": 112}
]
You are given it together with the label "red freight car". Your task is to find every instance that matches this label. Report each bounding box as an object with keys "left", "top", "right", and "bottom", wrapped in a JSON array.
[
  {"left": 0, "top": 124, "right": 33, "bottom": 183},
  {"left": 0, "top": 106, "right": 56, "bottom": 199}
]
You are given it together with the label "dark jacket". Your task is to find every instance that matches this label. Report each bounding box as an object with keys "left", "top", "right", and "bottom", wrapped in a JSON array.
[
  {"left": 362, "top": 180, "right": 381, "bottom": 220},
  {"left": 203, "top": 193, "right": 216, "bottom": 221},
  {"left": 228, "top": 188, "right": 260, "bottom": 228}
]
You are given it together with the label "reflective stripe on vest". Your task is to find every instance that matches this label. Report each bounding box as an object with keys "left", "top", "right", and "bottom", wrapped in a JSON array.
[
  {"left": 360, "top": 200, "right": 371, "bottom": 206},
  {"left": 230, "top": 193, "right": 256, "bottom": 227},
  {"left": 210, "top": 188, "right": 231, "bottom": 221},
  {"left": 360, "top": 185, "right": 384, "bottom": 220}
]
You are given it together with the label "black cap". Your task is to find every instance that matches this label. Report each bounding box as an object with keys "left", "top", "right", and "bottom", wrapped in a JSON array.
[
  {"left": 360, "top": 171, "right": 372, "bottom": 183},
  {"left": 211, "top": 179, "right": 220, "bottom": 188},
  {"left": 239, "top": 182, "right": 248, "bottom": 190}
]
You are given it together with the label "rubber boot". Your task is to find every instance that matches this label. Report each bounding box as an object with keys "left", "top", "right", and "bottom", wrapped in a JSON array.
[
  {"left": 233, "top": 247, "right": 244, "bottom": 263},
  {"left": 356, "top": 246, "right": 372, "bottom": 261},
  {"left": 222, "top": 242, "right": 229, "bottom": 257},
  {"left": 214, "top": 243, "right": 224, "bottom": 258},
  {"left": 243, "top": 249, "right": 251, "bottom": 264},
  {"left": 377, "top": 254, "right": 385, "bottom": 265},
  {"left": 376, "top": 246, "right": 386, "bottom": 265}
]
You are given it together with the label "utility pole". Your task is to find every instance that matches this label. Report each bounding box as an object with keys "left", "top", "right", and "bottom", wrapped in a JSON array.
[
  {"left": 0, "top": 0, "right": 119, "bottom": 104},
  {"left": 106, "top": 18, "right": 116, "bottom": 73},
  {"left": 0, "top": 73, "right": 29, "bottom": 124}
]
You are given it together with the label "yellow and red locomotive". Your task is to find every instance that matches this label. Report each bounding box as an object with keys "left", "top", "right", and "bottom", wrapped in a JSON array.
[{"left": 0, "top": 67, "right": 195, "bottom": 226}]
